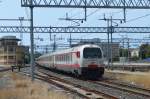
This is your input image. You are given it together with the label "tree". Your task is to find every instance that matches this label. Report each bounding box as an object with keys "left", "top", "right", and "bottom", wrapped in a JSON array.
[
  {"left": 24, "top": 51, "right": 42, "bottom": 64},
  {"left": 34, "top": 51, "right": 42, "bottom": 59},
  {"left": 139, "top": 44, "right": 150, "bottom": 59},
  {"left": 119, "top": 48, "right": 129, "bottom": 57}
]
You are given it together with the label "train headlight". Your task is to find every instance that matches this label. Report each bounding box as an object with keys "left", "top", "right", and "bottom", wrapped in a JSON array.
[{"left": 76, "top": 51, "right": 80, "bottom": 58}]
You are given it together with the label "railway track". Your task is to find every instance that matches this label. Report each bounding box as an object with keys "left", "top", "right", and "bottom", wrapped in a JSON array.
[
  {"left": 105, "top": 80, "right": 150, "bottom": 93},
  {"left": 35, "top": 69, "right": 118, "bottom": 99},
  {"left": 91, "top": 80, "right": 150, "bottom": 98},
  {"left": 0, "top": 67, "right": 11, "bottom": 72},
  {"left": 20, "top": 66, "right": 150, "bottom": 99}
]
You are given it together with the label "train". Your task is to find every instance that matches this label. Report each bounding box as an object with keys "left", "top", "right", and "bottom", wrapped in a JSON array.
[{"left": 36, "top": 44, "right": 105, "bottom": 79}]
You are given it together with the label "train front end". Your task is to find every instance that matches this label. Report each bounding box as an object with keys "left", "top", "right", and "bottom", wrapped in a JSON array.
[{"left": 81, "top": 45, "right": 105, "bottom": 79}]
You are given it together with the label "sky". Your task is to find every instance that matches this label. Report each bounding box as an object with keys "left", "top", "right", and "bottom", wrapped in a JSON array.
[{"left": 1, "top": 0, "right": 150, "bottom": 48}]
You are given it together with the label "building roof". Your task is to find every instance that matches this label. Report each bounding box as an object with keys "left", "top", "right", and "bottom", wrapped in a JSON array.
[{"left": 0, "top": 36, "right": 20, "bottom": 41}]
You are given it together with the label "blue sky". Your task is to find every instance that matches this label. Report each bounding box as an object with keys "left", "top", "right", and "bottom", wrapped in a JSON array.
[{"left": 1, "top": 0, "right": 150, "bottom": 48}]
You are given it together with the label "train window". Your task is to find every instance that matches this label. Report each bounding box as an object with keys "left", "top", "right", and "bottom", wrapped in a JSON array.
[
  {"left": 56, "top": 56, "right": 57, "bottom": 61},
  {"left": 67, "top": 54, "right": 69, "bottom": 62},
  {"left": 57, "top": 56, "right": 59, "bottom": 61},
  {"left": 64, "top": 55, "right": 66, "bottom": 61},
  {"left": 66, "top": 54, "right": 68, "bottom": 62},
  {"left": 58, "top": 56, "right": 60, "bottom": 61},
  {"left": 62, "top": 55, "right": 64, "bottom": 61},
  {"left": 59, "top": 56, "right": 60, "bottom": 61},
  {"left": 66, "top": 55, "right": 68, "bottom": 62},
  {"left": 70, "top": 54, "right": 72, "bottom": 63},
  {"left": 67, "top": 54, "right": 70, "bottom": 62},
  {"left": 63, "top": 55, "right": 65, "bottom": 61},
  {"left": 83, "top": 48, "right": 102, "bottom": 58},
  {"left": 60, "top": 56, "right": 61, "bottom": 61},
  {"left": 49, "top": 56, "right": 51, "bottom": 61}
]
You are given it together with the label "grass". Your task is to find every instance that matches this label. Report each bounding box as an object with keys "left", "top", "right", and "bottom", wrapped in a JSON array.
[
  {"left": 0, "top": 74, "right": 3, "bottom": 78},
  {"left": 0, "top": 72, "right": 73, "bottom": 99},
  {"left": 105, "top": 70, "right": 150, "bottom": 89},
  {"left": 121, "top": 73, "right": 150, "bottom": 88}
]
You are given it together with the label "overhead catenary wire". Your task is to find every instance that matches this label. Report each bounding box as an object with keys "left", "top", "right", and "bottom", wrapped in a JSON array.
[
  {"left": 126, "top": 13, "right": 150, "bottom": 23},
  {"left": 24, "top": 7, "right": 31, "bottom": 27},
  {"left": 81, "top": 10, "right": 124, "bottom": 38},
  {"left": 59, "top": 9, "right": 123, "bottom": 30},
  {"left": 123, "top": 12, "right": 150, "bottom": 44},
  {"left": 25, "top": 8, "right": 30, "bottom": 20}
]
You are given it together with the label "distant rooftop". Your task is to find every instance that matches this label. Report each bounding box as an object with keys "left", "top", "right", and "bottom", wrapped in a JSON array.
[{"left": 0, "top": 36, "right": 20, "bottom": 41}]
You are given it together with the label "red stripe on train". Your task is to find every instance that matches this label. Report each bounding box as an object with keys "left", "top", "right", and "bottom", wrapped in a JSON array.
[
  {"left": 88, "top": 64, "right": 98, "bottom": 68},
  {"left": 55, "top": 64, "right": 80, "bottom": 68}
]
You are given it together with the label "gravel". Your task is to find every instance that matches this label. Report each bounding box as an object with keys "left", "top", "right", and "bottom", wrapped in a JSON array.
[{"left": 34, "top": 67, "right": 150, "bottom": 99}]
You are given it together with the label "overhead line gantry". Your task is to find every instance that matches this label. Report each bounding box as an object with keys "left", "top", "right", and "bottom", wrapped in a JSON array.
[
  {"left": 21, "top": 0, "right": 150, "bottom": 9},
  {"left": 1, "top": 26, "right": 150, "bottom": 33},
  {"left": 21, "top": 0, "right": 150, "bottom": 81}
]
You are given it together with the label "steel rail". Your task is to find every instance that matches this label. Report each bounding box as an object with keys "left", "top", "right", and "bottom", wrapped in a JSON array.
[
  {"left": 0, "top": 67, "right": 11, "bottom": 72},
  {"left": 105, "top": 80, "right": 150, "bottom": 93},
  {"left": 36, "top": 69, "right": 118, "bottom": 99},
  {"left": 91, "top": 80, "right": 150, "bottom": 98}
]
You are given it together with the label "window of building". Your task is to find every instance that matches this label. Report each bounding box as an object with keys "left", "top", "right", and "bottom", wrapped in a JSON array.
[
  {"left": 4, "top": 56, "right": 7, "bottom": 60},
  {"left": 8, "top": 47, "right": 15, "bottom": 52},
  {"left": 4, "top": 47, "right": 7, "bottom": 52},
  {"left": 9, "top": 56, "right": 14, "bottom": 59}
]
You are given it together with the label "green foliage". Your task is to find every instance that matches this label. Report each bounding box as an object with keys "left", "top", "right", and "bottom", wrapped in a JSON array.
[
  {"left": 24, "top": 53, "right": 30, "bottom": 64},
  {"left": 24, "top": 51, "right": 42, "bottom": 64},
  {"left": 34, "top": 51, "right": 42, "bottom": 59},
  {"left": 113, "top": 57, "right": 119, "bottom": 61},
  {"left": 119, "top": 48, "right": 129, "bottom": 57},
  {"left": 139, "top": 44, "right": 150, "bottom": 59},
  {"left": 130, "top": 56, "right": 139, "bottom": 61}
]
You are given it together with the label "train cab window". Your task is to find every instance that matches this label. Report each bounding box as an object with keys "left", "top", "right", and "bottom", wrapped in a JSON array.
[
  {"left": 83, "top": 48, "right": 102, "bottom": 58},
  {"left": 61, "top": 56, "right": 62, "bottom": 61}
]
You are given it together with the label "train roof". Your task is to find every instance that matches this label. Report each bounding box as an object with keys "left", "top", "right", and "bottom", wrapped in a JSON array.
[{"left": 38, "top": 44, "right": 101, "bottom": 59}]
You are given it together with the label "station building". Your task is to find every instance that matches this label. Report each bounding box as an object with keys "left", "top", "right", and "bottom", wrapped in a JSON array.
[{"left": 0, "top": 36, "right": 29, "bottom": 67}]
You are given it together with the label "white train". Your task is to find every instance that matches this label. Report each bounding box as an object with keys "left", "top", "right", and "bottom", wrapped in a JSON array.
[{"left": 36, "top": 44, "right": 105, "bottom": 79}]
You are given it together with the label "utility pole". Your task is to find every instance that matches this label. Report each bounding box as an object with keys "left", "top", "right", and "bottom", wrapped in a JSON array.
[
  {"left": 69, "top": 33, "right": 72, "bottom": 47},
  {"left": 45, "top": 45, "right": 48, "bottom": 53},
  {"left": 84, "top": 0, "right": 87, "bottom": 21},
  {"left": 121, "top": 35, "right": 125, "bottom": 66},
  {"left": 30, "top": 0, "right": 35, "bottom": 81},
  {"left": 123, "top": 0, "right": 126, "bottom": 22},
  {"left": 99, "top": 15, "right": 110, "bottom": 67},
  {"left": 99, "top": 16, "right": 115, "bottom": 67},
  {"left": 110, "top": 16, "right": 113, "bottom": 66},
  {"left": 53, "top": 35, "right": 56, "bottom": 52},
  {"left": 19, "top": 17, "right": 24, "bottom": 45},
  {"left": 127, "top": 38, "right": 130, "bottom": 62},
  {"left": 49, "top": 26, "right": 52, "bottom": 52},
  {"left": 99, "top": 15, "right": 125, "bottom": 67},
  {"left": 106, "top": 19, "right": 110, "bottom": 67},
  {"left": 49, "top": 26, "right": 52, "bottom": 41}
]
